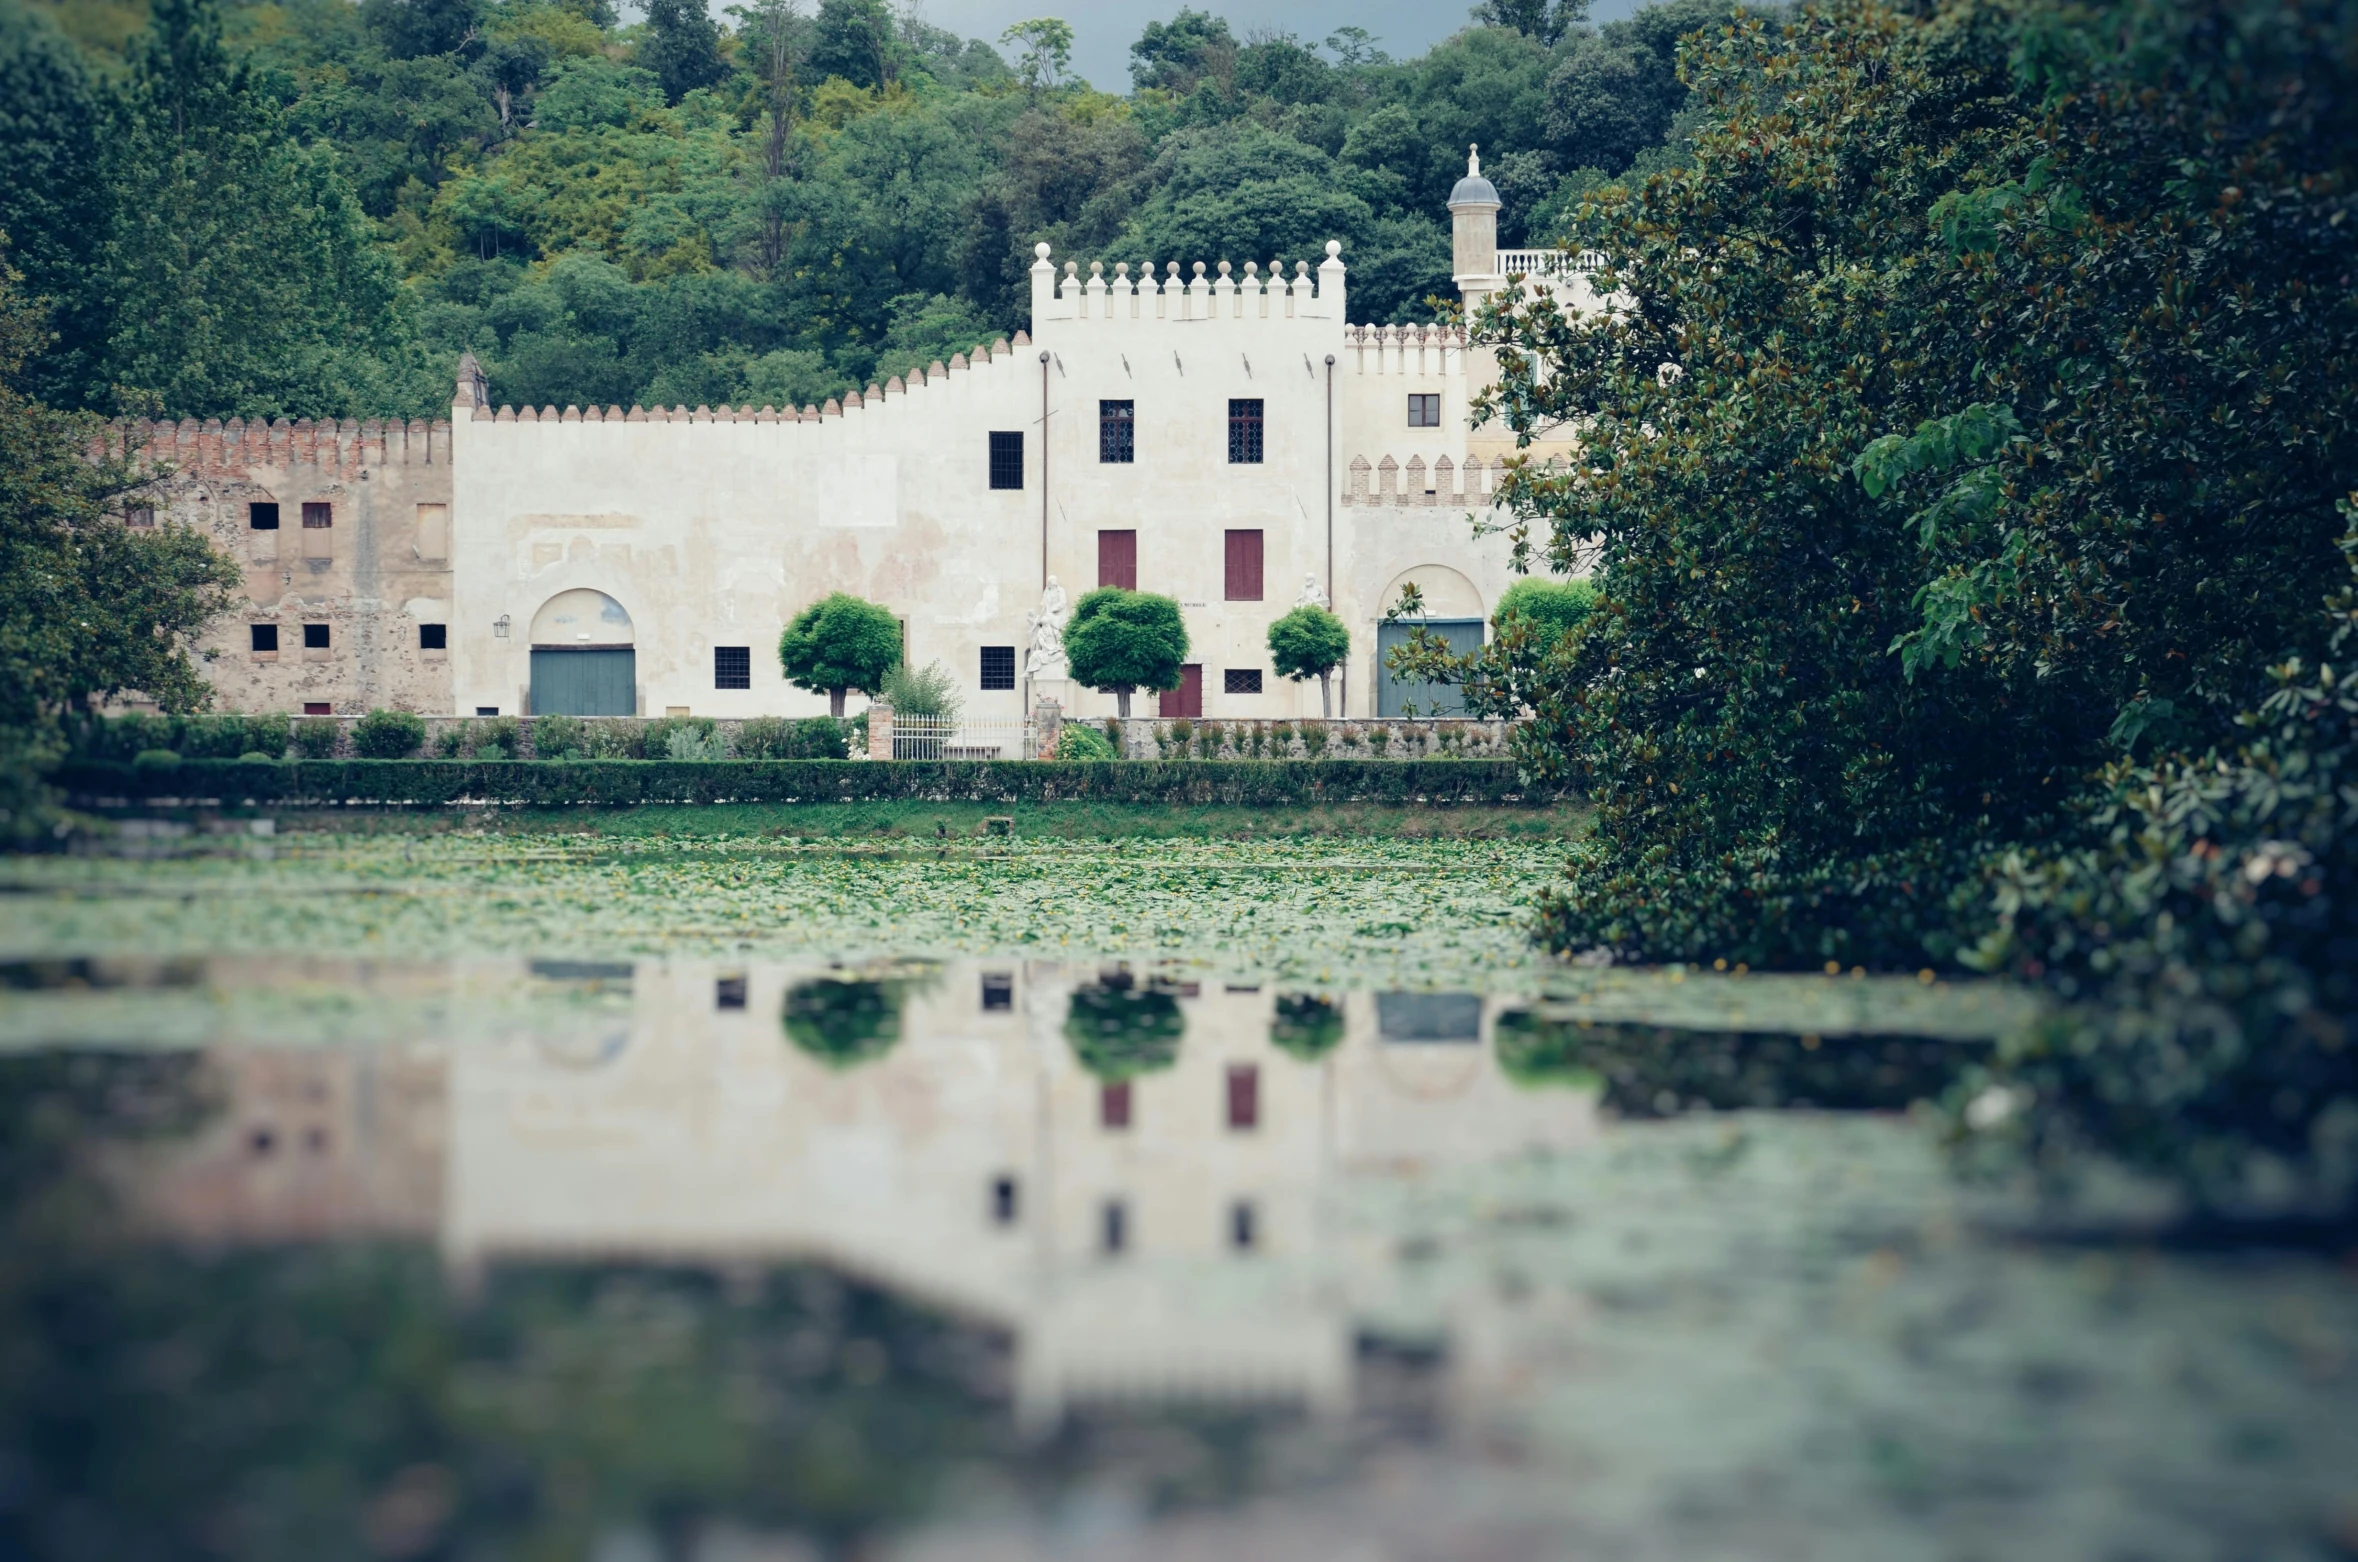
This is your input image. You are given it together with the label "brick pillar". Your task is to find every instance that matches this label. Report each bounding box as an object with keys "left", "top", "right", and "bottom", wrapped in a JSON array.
[
  {"left": 867, "top": 701, "right": 893, "bottom": 760},
  {"left": 1034, "top": 698, "right": 1062, "bottom": 760}
]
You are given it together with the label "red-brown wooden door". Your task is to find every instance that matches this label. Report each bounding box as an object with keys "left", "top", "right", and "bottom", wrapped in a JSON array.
[
  {"left": 1098, "top": 529, "right": 1137, "bottom": 590},
  {"left": 1159, "top": 664, "right": 1202, "bottom": 718}
]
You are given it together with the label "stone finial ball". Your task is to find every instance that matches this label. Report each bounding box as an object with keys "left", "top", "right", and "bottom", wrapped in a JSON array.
[
  {"left": 1326, "top": 239, "right": 1342, "bottom": 258},
  {"left": 1034, "top": 241, "right": 1051, "bottom": 259}
]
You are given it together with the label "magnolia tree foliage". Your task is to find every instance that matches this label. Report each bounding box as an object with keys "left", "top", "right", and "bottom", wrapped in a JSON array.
[
  {"left": 1467, "top": 0, "right": 2357, "bottom": 1209},
  {"left": 1266, "top": 605, "right": 1349, "bottom": 717},
  {"left": 779, "top": 592, "right": 902, "bottom": 717},
  {"left": 1064, "top": 588, "right": 1188, "bottom": 718}
]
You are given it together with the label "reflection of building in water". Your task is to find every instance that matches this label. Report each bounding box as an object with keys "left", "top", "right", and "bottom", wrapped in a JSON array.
[{"left": 136, "top": 959, "right": 1594, "bottom": 1429}]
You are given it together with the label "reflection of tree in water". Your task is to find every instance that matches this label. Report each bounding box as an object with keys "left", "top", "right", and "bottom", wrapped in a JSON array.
[
  {"left": 1496, "top": 1010, "right": 1982, "bottom": 1116},
  {"left": 1270, "top": 994, "right": 1344, "bottom": 1061},
  {"left": 1064, "top": 972, "right": 1184, "bottom": 1079},
  {"left": 0, "top": 1053, "right": 1009, "bottom": 1560},
  {"left": 783, "top": 977, "right": 909, "bottom": 1067}
]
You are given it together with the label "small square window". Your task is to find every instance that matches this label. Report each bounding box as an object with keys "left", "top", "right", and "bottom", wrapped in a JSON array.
[
  {"left": 988, "top": 431, "right": 1024, "bottom": 490},
  {"left": 715, "top": 975, "right": 748, "bottom": 1010},
  {"left": 249, "top": 502, "right": 279, "bottom": 530},
  {"left": 714, "top": 645, "right": 751, "bottom": 689},
  {"left": 419, "top": 624, "right": 447, "bottom": 650},
  {"left": 1227, "top": 398, "right": 1264, "bottom": 464},
  {"left": 303, "top": 702, "right": 331, "bottom": 716},
  {"left": 1408, "top": 393, "right": 1441, "bottom": 428},
  {"left": 476, "top": 706, "right": 499, "bottom": 716},
  {"left": 301, "top": 501, "right": 332, "bottom": 529},
  {"left": 1224, "top": 668, "right": 1263, "bottom": 694},
  {"left": 981, "top": 972, "right": 1013, "bottom": 1010},
  {"left": 302, "top": 623, "right": 330, "bottom": 649},
  {"left": 1100, "top": 399, "right": 1134, "bottom": 463},
  {"left": 250, "top": 623, "right": 278, "bottom": 653},
  {"left": 126, "top": 505, "right": 155, "bottom": 529},
  {"left": 979, "top": 645, "right": 1015, "bottom": 691}
]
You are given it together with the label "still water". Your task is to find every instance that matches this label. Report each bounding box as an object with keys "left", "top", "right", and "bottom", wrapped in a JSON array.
[{"left": 1, "top": 839, "right": 2354, "bottom": 1560}]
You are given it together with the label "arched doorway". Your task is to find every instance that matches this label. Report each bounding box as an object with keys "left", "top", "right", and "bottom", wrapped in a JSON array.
[
  {"left": 1375, "top": 566, "right": 1485, "bottom": 717},
  {"left": 529, "top": 589, "right": 636, "bottom": 716}
]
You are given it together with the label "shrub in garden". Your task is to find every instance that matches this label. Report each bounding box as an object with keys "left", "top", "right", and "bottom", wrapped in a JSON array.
[
  {"left": 738, "top": 715, "right": 850, "bottom": 760},
  {"left": 1065, "top": 588, "right": 1187, "bottom": 718},
  {"left": 880, "top": 660, "right": 962, "bottom": 722},
  {"left": 351, "top": 709, "right": 426, "bottom": 759},
  {"left": 131, "top": 748, "right": 180, "bottom": 773},
  {"left": 1300, "top": 722, "right": 1329, "bottom": 759},
  {"left": 779, "top": 593, "right": 902, "bottom": 718},
  {"left": 533, "top": 714, "right": 588, "bottom": 760},
  {"left": 1194, "top": 721, "right": 1224, "bottom": 760},
  {"left": 1492, "top": 578, "right": 1595, "bottom": 648},
  {"left": 1270, "top": 720, "right": 1294, "bottom": 757},
  {"left": 664, "top": 725, "right": 728, "bottom": 761},
  {"left": 176, "top": 715, "right": 251, "bottom": 759},
  {"left": 243, "top": 713, "right": 290, "bottom": 757},
  {"left": 1053, "top": 722, "right": 1117, "bottom": 761},
  {"left": 235, "top": 751, "right": 275, "bottom": 763},
  {"left": 1267, "top": 605, "right": 1350, "bottom": 717},
  {"left": 291, "top": 718, "right": 340, "bottom": 758}
]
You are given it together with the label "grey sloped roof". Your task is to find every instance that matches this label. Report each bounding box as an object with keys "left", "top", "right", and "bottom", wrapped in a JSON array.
[{"left": 1448, "top": 172, "right": 1500, "bottom": 209}]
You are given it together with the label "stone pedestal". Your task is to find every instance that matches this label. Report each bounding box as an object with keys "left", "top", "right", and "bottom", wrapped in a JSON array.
[
  {"left": 1033, "top": 698, "right": 1062, "bottom": 761},
  {"left": 867, "top": 701, "right": 893, "bottom": 761}
]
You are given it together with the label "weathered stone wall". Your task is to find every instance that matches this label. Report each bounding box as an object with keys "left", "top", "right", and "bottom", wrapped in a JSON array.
[{"left": 103, "top": 416, "right": 456, "bottom": 717}]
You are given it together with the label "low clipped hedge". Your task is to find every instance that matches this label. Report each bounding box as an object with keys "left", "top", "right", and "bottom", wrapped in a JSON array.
[{"left": 55, "top": 757, "right": 1544, "bottom": 809}]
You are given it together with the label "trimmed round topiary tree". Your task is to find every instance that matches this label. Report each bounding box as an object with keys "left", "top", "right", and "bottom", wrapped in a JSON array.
[
  {"left": 1064, "top": 587, "right": 1187, "bottom": 719},
  {"left": 1266, "top": 605, "right": 1350, "bottom": 718},
  {"left": 779, "top": 592, "right": 903, "bottom": 718},
  {"left": 351, "top": 708, "right": 426, "bottom": 759}
]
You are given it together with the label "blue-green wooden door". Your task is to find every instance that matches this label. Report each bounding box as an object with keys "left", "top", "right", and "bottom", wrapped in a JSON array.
[
  {"left": 531, "top": 649, "right": 636, "bottom": 716},
  {"left": 1375, "top": 618, "right": 1485, "bottom": 717}
]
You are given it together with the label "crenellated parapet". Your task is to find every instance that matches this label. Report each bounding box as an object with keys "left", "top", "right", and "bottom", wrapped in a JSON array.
[
  {"left": 94, "top": 415, "right": 452, "bottom": 473},
  {"left": 1342, "top": 451, "right": 1520, "bottom": 507},
  {"left": 457, "top": 337, "right": 1027, "bottom": 425}
]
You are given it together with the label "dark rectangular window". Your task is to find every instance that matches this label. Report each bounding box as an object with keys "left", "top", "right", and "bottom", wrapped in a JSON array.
[
  {"left": 1098, "top": 529, "right": 1137, "bottom": 591},
  {"left": 419, "top": 624, "right": 447, "bottom": 650},
  {"left": 980, "top": 645, "right": 1015, "bottom": 690},
  {"left": 475, "top": 706, "right": 499, "bottom": 716},
  {"left": 1227, "top": 398, "right": 1264, "bottom": 463},
  {"left": 1100, "top": 399, "right": 1134, "bottom": 463},
  {"left": 714, "top": 645, "right": 751, "bottom": 689},
  {"left": 301, "top": 501, "right": 332, "bottom": 529},
  {"left": 1100, "top": 1080, "right": 1132, "bottom": 1130},
  {"left": 1231, "top": 1200, "right": 1257, "bottom": 1251},
  {"left": 1224, "top": 529, "right": 1263, "bottom": 601},
  {"left": 1101, "top": 1199, "right": 1127, "bottom": 1254},
  {"left": 1226, "top": 1064, "right": 1260, "bottom": 1130},
  {"left": 126, "top": 505, "right": 155, "bottom": 529},
  {"left": 302, "top": 623, "right": 330, "bottom": 649},
  {"left": 715, "top": 975, "right": 747, "bottom": 1010},
  {"left": 991, "top": 1175, "right": 1019, "bottom": 1225},
  {"left": 303, "top": 702, "right": 331, "bottom": 715},
  {"left": 1408, "top": 393, "right": 1441, "bottom": 427},
  {"left": 988, "top": 430, "right": 1024, "bottom": 489},
  {"left": 249, "top": 501, "right": 279, "bottom": 530},
  {"left": 250, "top": 623, "right": 278, "bottom": 653},
  {"left": 1224, "top": 668, "right": 1263, "bottom": 694},
  {"left": 981, "top": 972, "right": 1013, "bottom": 1011}
]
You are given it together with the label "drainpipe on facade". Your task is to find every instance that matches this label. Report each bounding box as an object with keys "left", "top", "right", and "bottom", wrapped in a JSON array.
[
  {"left": 1040, "top": 351, "right": 1051, "bottom": 591},
  {"left": 1325, "top": 352, "right": 1339, "bottom": 718}
]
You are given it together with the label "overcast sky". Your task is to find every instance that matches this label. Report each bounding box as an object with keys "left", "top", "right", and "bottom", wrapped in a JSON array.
[{"left": 671, "top": 0, "right": 1646, "bottom": 91}]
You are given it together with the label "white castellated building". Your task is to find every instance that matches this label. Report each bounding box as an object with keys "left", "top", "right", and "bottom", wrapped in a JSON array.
[{"left": 113, "top": 152, "right": 1599, "bottom": 724}]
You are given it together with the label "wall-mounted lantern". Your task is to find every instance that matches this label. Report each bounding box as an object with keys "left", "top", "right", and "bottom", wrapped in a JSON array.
[{"left": 494, "top": 615, "right": 511, "bottom": 640}]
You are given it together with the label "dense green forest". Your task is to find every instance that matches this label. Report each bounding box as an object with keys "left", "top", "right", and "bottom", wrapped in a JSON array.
[{"left": 0, "top": 0, "right": 1730, "bottom": 419}]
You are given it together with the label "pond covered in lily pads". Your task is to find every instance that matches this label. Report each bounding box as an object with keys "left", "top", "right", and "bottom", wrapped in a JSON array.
[{"left": 0, "top": 827, "right": 2350, "bottom": 1561}]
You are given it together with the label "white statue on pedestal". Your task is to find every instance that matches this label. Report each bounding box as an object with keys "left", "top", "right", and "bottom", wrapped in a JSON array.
[
  {"left": 1025, "top": 575, "right": 1069, "bottom": 680},
  {"left": 1294, "top": 573, "right": 1330, "bottom": 611}
]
